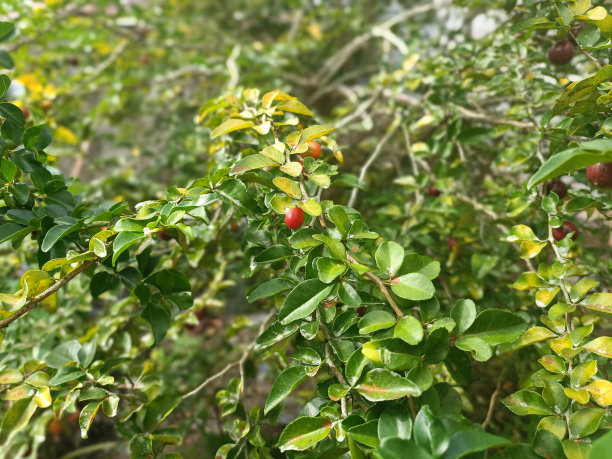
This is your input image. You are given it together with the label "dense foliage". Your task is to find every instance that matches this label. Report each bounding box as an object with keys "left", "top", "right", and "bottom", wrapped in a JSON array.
[{"left": 0, "top": 1, "right": 611, "bottom": 458}]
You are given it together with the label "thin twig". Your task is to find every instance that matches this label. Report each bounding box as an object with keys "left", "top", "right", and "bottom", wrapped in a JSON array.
[
  {"left": 0, "top": 259, "right": 98, "bottom": 329},
  {"left": 181, "top": 310, "right": 274, "bottom": 400},
  {"left": 364, "top": 272, "right": 404, "bottom": 318},
  {"left": 482, "top": 368, "right": 505, "bottom": 429},
  {"left": 347, "top": 117, "right": 400, "bottom": 208},
  {"left": 59, "top": 441, "right": 119, "bottom": 459}
]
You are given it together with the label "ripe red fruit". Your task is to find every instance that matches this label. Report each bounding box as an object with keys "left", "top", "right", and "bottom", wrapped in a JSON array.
[
  {"left": 447, "top": 238, "right": 458, "bottom": 250},
  {"left": 158, "top": 230, "right": 172, "bottom": 241},
  {"left": 231, "top": 221, "right": 239, "bottom": 232},
  {"left": 552, "top": 221, "right": 578, "bottom": 241},
  {"left": 300, "top": 141, "right": 322, "bottom": 160},
  {"left": 545, "top": 179, "right": 568, "bottom": 199},
  {"left": 586, "top": 162, "right": 612, "bottom": 188},
  {"left": 427, "top": 185, "right": 441, "bottom": 197},
  {"left": 548, "top": 40, "right": 574, "bottom": 66},
  {"left": 21, "top": 106, "right": 30, "bottom": 120},
  {"left": 285, "top": 207, "right": 305, "bottom": 230}
]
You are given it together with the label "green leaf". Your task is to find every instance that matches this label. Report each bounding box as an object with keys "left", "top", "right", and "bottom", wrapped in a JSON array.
[
  {"left": 247, "top": 278, "right": 295, "bottom": 302},
  {"left": 264, "top": 366, "right": 307, "bottom": 414},
  {"left": 378, "top": 438, "right": 432, "bottom": 459},
  {"left": 345, "top": 348, "right": 369, "bottom": 386},
  {"left": 462, "top": 309, "right": 527, "bottom": 345},
  {"left": 278, "top": 416, "right": 332, "bottom": 452},
  {"left": 112, "top": 231, "right": 145, "bottom": 265},
  {"left": 402, "top": 253, "right": 441, "bottom": 280},
  {"left": 230, "top": 154, "right": 278, "bottom": 175},
  {"left": 527, "top": 148, "right": 612, "bottom": 189},
  {"left": 414, "top": 405, "right": 449, "bottom": 457},
  {"left": 443, "top": 430, "right": 513, "bottom": 459},
  {"left": 316, "top": 257, "right": 347, "bottom": 283},
  {"left": 79, "top": 401, "right": 102, "bottom": 439},
  {"left": 355, "top": 368, "right": 420, "bottom": 401},
  {"left": 143, "top": 394, "right": 180, "bottom": 431},
  {"left": 0, "top": 74, "right": 10, "bottom": 99},
  {"left": 211, "top": 118, "right": 254, "bottom": 138},
  {"left": 141, "top": 303, "right": 171, "bottom": 346},
  {"left": 393, "top": 316, "right": 424, "bottom": 345},
  {"left": 0, "top": 399, "right": 37, "bottom": 443},
  {"left": 358, "top": 310, "right": 396, "bottom": 334},
  {"left": 589, "top": 430, "right": 612, "bottom": 459},
  {"left": 49, "top": 367, "right": 86, "bottom": 386},
  {"left": 328, "top": 206, "right": 350, "bottom": 239},
  {"left": 569, "top": 408, "right": 605, "bottom": 439},
  {"left": 378, "top": 404, "right": 412, "bottom": 440},
  {"left": 455, "top": 336, "right": 492, "bottom": 362},
  {"left": 390, "top": 273, "right": 435, "bottom": 301},
  {"left": 542, "top": 380, "right": 569, "bottom": 413},
  {"left": 278, "top": 279, "right": 333, "bottom": 324},
  {"left": 450, "top": 299, "right": 477, "bottom": 334},
  {"left": 347, "top": 420, "right": 380, "bottom": 447},
  {"left": 0, "top": 222, "right": 31, "bottom": 244},
  {"left": 502, "top": 390, "right": 554, "bottom": 416},
  {"left": 425, "top": 327, "right": 450, "bottom": 364},
  {"left": 255, "top": 321, "right": 301, "bottom": 350},
  {"left": 375, "top": 241, "right": 405, "bottom": 278},
  {"left": 253, "top": 245, "right": 293, "bottom": 264},
  {"left": 216, "top": 179, "right": 262, "bottom": 215},
  {"left": 312, "top": 234, "right": 346, "bottom": 260},
  {"left": 0, "top": 22, "right": 15, "bottom": 41},
  {"left": 509, "top": 17, "right": 555, "bottom": 33},
  {"left": 0, "top": 102, "right": 25, "bottom": 127}
]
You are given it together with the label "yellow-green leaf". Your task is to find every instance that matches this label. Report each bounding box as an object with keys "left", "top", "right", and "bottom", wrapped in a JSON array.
[
  {"left": 273, "top": 177, "right": 302, "bottom": 199},
  {"left": 276, "top": 99, "right": 314, "bottom": 117},
  {"left": 586, "top": 380, "right": 612, "bottom": 406},
  {"left": 583, "top": 336, "right": 612, "bottom": 358},
  {"left": 280, "top": 161, "right": 303, "bottom": 178},
  {"left": 211, "top": 119, "right": 254, "bottom": 138},
  {"left": 298, "top": 200, "right": 322, "bottom": 217}
]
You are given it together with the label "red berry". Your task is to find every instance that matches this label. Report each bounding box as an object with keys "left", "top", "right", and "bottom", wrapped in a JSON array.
[
  {"left": 427, "top": 185, "right": 441, "bottom": 197},
  {"left": 552, "top": 221, "right": 578, "bottom": 241},
  {"left": 447, "top": 238, "right": 458, "bottom": 250},
  {"left": 586, "top": 162, "right": 612, "bottom": 188},
  {"left": 158, "top": 230, "right": 172, "bottom": 241},
  {"left": 231, "top": 221, "right": 239, "bottom": 232},
  {"left": 300, "top": 141, "right": 322, "bottom": 160},
  {"left": 21, "top": 106, "right": 30, "bottom": 120},
  {"left": 285, "top": 207, "right": 305, "bottom": 230},
  {"left": 548, "top": 40, "right": 574, "bottom": 66},
  {"left": 545, "top": 179, "right": 568, "bottom": 199},
  {"left": 356, "top": 307, "right": 367, "bottom": 317}
]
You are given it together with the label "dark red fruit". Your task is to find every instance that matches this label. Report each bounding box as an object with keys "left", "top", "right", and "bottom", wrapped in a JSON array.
[
  {"left": 231, "top": 221, "right": 239, "bottom": 232},
  {"left": 285, "top": 207, "right": 305, "bottom": 230},
  {"left": 447, "top": 238, "right": 458, "bottom": 250},
  {"left": 300, "top": 141, "right": 322, "bottom": 160},
  {"left": 69, "top": 57, "right": 79, "bottom": 66},
  {"left": 21, "top": 106, "right": 30, "bottom": 120},
  {"left": 356, "top": 307, "right": 367, "bottom": 317},
  {"left": 545, "top": 179, "right": 568, "bottom": 199},
  {"left": 586, "top": 162, "right": 612, "bottom": 188},
  {"left": 158, "top": 230, "right": 172, "bottom": 241},
  {"left": 548, "top": 40, "right": 574, "bottom": 66},
  {"left": 427, "top": 185, "right": 441, "bottom": 197},
  {"left": 552, "top": 221, "right": 578, "bottom": 241}
]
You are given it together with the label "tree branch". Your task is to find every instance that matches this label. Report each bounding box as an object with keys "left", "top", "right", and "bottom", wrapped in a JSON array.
[
  {"left": 0, "top": 259, "right": 97, "bottom": 329},
  {"left": 482, "top": 368, "right": 505, "bottom": 429}
]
